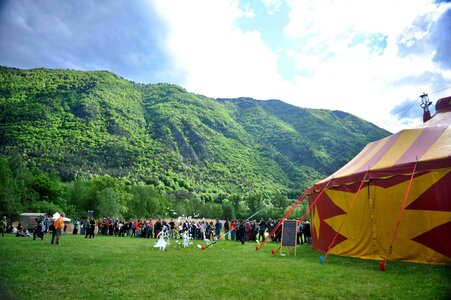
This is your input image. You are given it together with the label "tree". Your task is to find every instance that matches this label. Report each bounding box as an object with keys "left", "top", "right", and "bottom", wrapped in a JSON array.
[
  {"left": 32, "top": 173, "right": 64, "bottom": 202},
  {"left": 228, "top": 194, "right": 243, "bottom": 219},
  {"left": 0, "top": 158, "right": 23, "bottom": 218},
  {"left": 67, "top": 178, "right": 96, "bottom": 218},
  {"left": 129, "top": 185, "right": 165, "bottom": 218},
  {"left": 96, "top": 187, "right": 132, "bottom": 219},
  {"left": 221, "top": 199, "right": 233, "bottom": 220},
  {"left": 271, "top": 194, "right": 289, "bottom": 215},
  {"left": 245, "top": 193, "right": 265, "bottom": 215}
]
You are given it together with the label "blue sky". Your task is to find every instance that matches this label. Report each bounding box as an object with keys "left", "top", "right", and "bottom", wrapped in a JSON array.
[{"left": 0, "top": 0, "right": 450, "bottom": 132}]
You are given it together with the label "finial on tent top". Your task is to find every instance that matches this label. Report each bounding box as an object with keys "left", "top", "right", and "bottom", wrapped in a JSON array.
[{"left": 419, "top": 93, "right": 432, "bottom": 123}]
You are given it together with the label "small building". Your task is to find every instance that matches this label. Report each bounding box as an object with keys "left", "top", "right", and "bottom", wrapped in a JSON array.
[{"left": 19, "top": 213, "right": 46, "bottom": 230}]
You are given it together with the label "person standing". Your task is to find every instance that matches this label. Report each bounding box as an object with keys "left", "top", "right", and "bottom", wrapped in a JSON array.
[
  {"left": 214, "top": 219, "right": 222, "bottom": 239},
  {"left": 297, "top": 222, "right": 304, "bottom": 245},
  {"left": 230, "top": 220, "right": 236, "bottom": 241},
  {"left": 43, "top": 216, "right": 50, "bottom": 234},
  {"left": 169, "top": 219, "right": 175, "bottom": 238},
  {"left": 146, "top": 219, "right": 153, "bottom": 238},
  {"left": 235, "top": 220, "right": 241, "bottom": 242},
  {"left": 303, "top": 221, "right": 311, "bottom": 244},
  {"left": 88, "top": 217, "right": 95, "bottom": 238},
  {"left": 1, "top": 216, "right": 7, "bottom": 237},
  {"left": 134, "top": 220, "right": 141, "bottom": 238},
  {"left": 244, "top": 220, "right": 251, "bottom": 241},
  {"left": 251, "top": 220, "right": 258, "bottom": 241},
  {"left": 84, "top": 218, "right": 89, "bottom": 238},
  {"left": 238, "top": 220, "right": 245, "bottom": 244},
  {"left": 72, "top": 219, "right": 79, "bottom": 235},
  {"left": 267, "top": 218, "right": 274, "bottom": 240},
  {"left": 33, "top": 218, "right": 44, "bottom": 240},
  {"left": 50, "top": 220, "right": 56, "bottom": 244},
  {"left": 224, "top": 219, "right": 230, "bottom": 240},
  {"left": 54, "top": 212, "right": 65, "bottom": 245},
  {"left": 258, "top": 218, "right": 266, "bottom": 242},
  {"left": 154, "top": 219, "right": 162, "bottom": 238}
]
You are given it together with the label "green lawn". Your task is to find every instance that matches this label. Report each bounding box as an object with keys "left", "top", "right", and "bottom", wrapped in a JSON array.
[{"left": 0, "top": 234, "right": 450, "bottom": 299}]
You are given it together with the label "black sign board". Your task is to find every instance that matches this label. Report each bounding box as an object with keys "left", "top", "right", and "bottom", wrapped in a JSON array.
[{"left": 281, "top": 220, "right": 297, "bottom": 247}]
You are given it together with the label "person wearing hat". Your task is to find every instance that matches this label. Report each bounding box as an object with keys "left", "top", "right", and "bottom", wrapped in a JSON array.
[
  {"left": 303, "top": 220, "right": 311, "bottom": 245},
  {"left": 1, "top": 216, "right": 7, "bottom": 237},
  {"left": 54, "top": 212, "right": 65, "bottom": 245}
]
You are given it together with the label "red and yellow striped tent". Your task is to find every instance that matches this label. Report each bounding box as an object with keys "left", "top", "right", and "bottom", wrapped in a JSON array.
[{"left": 307, "top": 96, "right": 451, "bottom": 264}]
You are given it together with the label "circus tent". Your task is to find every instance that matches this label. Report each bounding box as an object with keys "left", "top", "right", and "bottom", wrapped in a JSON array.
[{"left": 306, "top": 96, "right": 451, "bottom": 264}]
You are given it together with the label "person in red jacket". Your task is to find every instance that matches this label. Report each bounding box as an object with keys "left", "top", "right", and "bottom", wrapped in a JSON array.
[
  {"left": 230, "top": 220, "right": 236, "bottom": 241},
  {"left": 135, "top": 220, "right": 141, "bottom": 238}
]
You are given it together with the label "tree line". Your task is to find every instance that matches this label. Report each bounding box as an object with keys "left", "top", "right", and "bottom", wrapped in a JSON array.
[{"left": 0, "top": 156, "right": 308, "bottom": 221}]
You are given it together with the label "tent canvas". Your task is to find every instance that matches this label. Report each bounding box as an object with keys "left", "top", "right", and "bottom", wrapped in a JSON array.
[
  {"left": 51, "top": 212, "right": 71, "bottom": 223},
  {"left": 306, "top": 96, "right": 451, "bottom": 264}
]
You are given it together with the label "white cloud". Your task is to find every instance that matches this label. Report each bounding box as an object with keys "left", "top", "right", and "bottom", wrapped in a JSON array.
[
  {"left": 153, "top": 0, "right": 288, "bottom": 100},
  {"left": 262, "top": 0, "right": 283, "bottom": 15},
  {"left": 153, "top": 0, "right": 451, "bottom": 133},
  {"left": 282, "top": 0, "right": 451, "bottom": 132},
  {"left": 2, "top": 0, "right": 448, "bottom": 134}
]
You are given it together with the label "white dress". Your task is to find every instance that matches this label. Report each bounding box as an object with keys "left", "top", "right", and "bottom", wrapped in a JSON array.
[{"left": 154, "top": 231, "right": 168, "bottom": 250}]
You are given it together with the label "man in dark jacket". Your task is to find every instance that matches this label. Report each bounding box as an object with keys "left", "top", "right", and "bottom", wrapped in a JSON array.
[
  {"left": 303, "top": 221, "right": 311, "bottom": 244},
  {"left": 223, "top": 219, "right": 230, "bottom": 240},
  {"left": 238, "top": 220, "right": 245, "bottom": 244},
  {"left": 258, "top": 218, "right": 266, "bottom": 242}
]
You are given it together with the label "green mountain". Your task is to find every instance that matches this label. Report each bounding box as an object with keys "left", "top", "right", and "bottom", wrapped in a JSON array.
[{"left": 0, "top": 66, "right": 390, "bottom": 201}]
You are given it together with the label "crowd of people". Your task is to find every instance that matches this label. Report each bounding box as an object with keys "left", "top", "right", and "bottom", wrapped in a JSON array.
[
  {"left": 1, "top": 215, "right": 312, "bottom": 246},
  {"left": 70, "top": 217, "right": 312, "bottom": 245},
  {"left": 1, "top": 213, "right": 68, "bottom": 245}
]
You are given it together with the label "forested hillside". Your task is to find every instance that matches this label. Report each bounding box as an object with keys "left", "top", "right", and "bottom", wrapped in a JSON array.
[{"left": 0, "top": 66, "right": 390, "bottom": 220}]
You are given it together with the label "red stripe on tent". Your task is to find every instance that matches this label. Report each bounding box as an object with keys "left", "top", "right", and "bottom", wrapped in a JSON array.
[
  {"left": 355, "top": 133, "right": 401, "bottom": 173},
  {"left": 369, "top": 174, "right": 411, "bottom": 188},
  {"left": 412, "top": 221, "right": 451, "bottom": 258},
  {"left": 311, "top": 192, "right": 347, "bottom": 251},
  {"left": 310, "top": 157, "right": 451, "bottom": 192},
  {"left": 331, "top": 171, "right": 433, "bottom": 190},
  {"left": 316, "top": 192, "right": 346, "bottom": 220},
  {"left": 406, "top": 171, "right": 451, "bottom": 212},
  {"left": 331, "top": 181, "right": 368, "bottom": 192},
  {"left": 315, "top": 219, "right": 347, "bottom": 252},
  {"left": 396, "top": 127, "right": 447, "bottom": 165}
]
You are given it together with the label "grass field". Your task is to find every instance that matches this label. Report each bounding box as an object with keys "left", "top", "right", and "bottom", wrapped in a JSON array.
[{"left": 0, "top": 234, "right": 450, "bottom": 299}]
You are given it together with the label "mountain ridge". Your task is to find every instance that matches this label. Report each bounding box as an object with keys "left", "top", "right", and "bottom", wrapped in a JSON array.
[{"left": 0, "top": 66, "right": 390, "bottom": 200}]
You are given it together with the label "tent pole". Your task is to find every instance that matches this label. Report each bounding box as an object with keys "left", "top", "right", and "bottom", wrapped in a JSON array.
[
  {"left": 257, "top": 191, "right": 307, "bottom": 251},
  {"left": 258, "top": 178, "right": 333, "bottom": 252}
]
